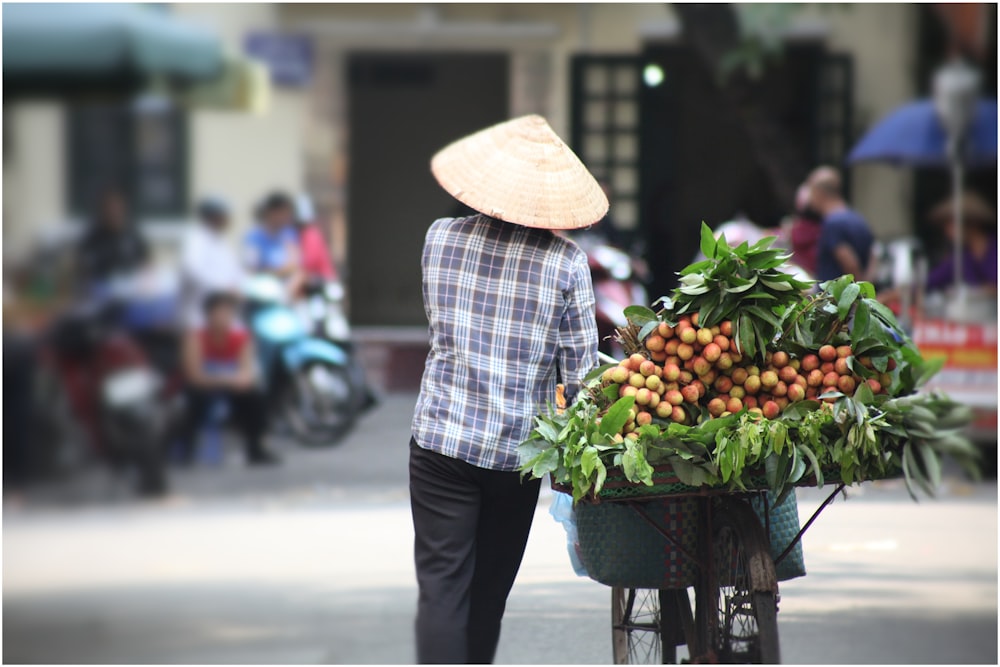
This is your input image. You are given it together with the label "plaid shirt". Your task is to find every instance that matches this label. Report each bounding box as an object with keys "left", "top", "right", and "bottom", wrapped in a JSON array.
[{"left": 412, "top": 215, "right": 598, "bottom": 471}]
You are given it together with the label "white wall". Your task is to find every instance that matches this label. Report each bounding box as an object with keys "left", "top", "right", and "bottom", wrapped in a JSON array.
[
  {"left": 176, "top": 3, "right": 307, "bottom": 240},
  {"left": 3, "top": 102, "right": 66, "bottom": 259}
]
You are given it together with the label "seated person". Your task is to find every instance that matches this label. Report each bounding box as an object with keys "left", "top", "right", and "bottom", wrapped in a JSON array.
[
  {"left": 926, "top": 192, "right": 997, "bottom": 293},
  {"left": 75, "top": 186, "right": 151, "bottom": 288},
  {"left": 179, "top": 291, "right": 279, "bottom": 466}
]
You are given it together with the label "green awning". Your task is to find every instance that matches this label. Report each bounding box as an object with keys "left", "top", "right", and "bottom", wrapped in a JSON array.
[{"left": 3, "top": 3, "right": 223, "bottom": 95}]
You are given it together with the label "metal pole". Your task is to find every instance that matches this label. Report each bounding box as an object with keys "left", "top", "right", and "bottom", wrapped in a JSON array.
[{"left": 952, "top": 158, "right": 966, "bottom": 318}]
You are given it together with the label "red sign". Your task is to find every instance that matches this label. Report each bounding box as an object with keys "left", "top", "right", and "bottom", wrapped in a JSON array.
[{"left": 912, "top": 320, "right": 998, "bottom": 409}]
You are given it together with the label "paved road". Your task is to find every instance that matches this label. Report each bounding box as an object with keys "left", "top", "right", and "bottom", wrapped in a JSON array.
[{"left": 4, "top": 394, "right": 997, "bottom": 664}]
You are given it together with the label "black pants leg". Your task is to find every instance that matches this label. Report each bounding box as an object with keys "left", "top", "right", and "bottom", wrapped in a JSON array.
[
  {"left": 227, "top": 388, "right": 269, "bottom": 458},
  {"left": 409, "top": 438, "right": 541, "bottom": 664},
  {"left": 178, "top": 388, "right": 213, "bottom": 461},
  {"left": 467, "top": 467, "right": 541, "bottom": 663}
]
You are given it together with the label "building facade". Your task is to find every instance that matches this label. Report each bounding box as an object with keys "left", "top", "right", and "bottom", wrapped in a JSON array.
[{"left": 4, "top": 4, "right": 952, "bottom": 328}]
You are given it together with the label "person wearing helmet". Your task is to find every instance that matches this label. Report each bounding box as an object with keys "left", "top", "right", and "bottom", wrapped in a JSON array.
[{"left": 178, "top": 196, "right": 246, "bottom": 330}]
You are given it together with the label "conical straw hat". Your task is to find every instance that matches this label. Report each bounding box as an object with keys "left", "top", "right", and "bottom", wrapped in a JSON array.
[{"left": 431, "top": 115, "right": 609, "bottom": 230}]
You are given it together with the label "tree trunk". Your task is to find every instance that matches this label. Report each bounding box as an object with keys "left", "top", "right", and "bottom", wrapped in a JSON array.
[{"left": 673, "top": 4, "right": 810, "bottom": 209}]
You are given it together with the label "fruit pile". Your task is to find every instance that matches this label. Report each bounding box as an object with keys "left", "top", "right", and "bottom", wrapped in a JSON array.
[
  {"left": 602, "top": 314, "right": 897, "bottom": 439},
  {"left": 518, "top": 224, "right": 978, "bottom": 503}
]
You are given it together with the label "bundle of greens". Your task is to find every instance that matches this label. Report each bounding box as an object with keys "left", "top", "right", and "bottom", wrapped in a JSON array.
[{"left": 518, "top": 224, "right": 978, "bottom": 502}]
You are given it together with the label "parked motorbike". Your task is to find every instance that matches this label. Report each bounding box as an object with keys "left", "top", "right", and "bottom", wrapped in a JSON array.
[
  {"left": 298, "top": 277, "right": 378, "bottom": 412},
  {"left": 244, "top": 274, "right": 359, "bottom": 446},
  {"left": 33, "top": 296, "right": 168, "bottom": 496}
]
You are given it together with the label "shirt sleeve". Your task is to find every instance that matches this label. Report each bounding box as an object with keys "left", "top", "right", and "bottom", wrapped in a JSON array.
[{"left": 557, "top": 253, "right": 599, "bottom": 400}]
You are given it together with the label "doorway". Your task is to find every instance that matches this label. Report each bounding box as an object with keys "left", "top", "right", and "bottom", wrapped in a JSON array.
[{"left": 346, "top": 52, "right": 509, "bottom": 326}]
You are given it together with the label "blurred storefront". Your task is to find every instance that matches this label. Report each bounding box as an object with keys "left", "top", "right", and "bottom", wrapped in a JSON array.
[
  {"left": 5, "top": 4, "right": 992, "bottom": 336},
  {"left": 2, "top": 4, "right": 293, "bottom": 265}
]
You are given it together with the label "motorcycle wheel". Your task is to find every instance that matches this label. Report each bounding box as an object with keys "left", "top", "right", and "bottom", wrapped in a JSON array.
[{"left": 280, "top": 360, "right": 357, "bottom": 447}]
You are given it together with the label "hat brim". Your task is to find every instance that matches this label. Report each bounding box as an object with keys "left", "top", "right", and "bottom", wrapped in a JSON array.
[{"left": 431, "top": 115, "right": 609, "bottom": 230}]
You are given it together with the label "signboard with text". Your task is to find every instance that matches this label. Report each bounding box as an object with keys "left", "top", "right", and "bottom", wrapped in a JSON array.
[
  {"left": 244, "top": 32, "right": 313, "bottom": 86},
  {"left": 912, "top": 320, "right": 998, "bottom": 430}
]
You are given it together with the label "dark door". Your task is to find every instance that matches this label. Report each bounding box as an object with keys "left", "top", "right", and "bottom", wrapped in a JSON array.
[
  {"left": 571, "top": 46, "right": 852, "bottom": 302},
  {"left": 347, "top": 52, "right": 509, "bottom": 326}
]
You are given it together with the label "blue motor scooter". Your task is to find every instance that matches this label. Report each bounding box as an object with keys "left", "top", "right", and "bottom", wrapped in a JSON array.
[{"left": 244, "top": 275, "right": 357, "bottom": 446}]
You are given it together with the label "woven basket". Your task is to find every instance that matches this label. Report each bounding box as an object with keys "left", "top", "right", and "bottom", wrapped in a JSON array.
[
  {"left": 573, "top": 492, "right": 806, "bottom": 588},
  {"left": 575, "top": 496, "right": 699, "bottom": 589},
  {"left": 750, "top": 491, "right": 806, "bottom": 581}
]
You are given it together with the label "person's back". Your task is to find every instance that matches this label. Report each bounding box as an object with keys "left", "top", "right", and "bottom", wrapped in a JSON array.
[
  {"left": 806, "top": 166, "right": 875, "bottom": 282},
  {"left": 180, "top": 197, "right": 245, "bottom": 329},
  {"left": 412, "top": 214, "right": 594, "bottom": 471},
  {"left": 817, "top": 208, "right": 874, "bottom": 281},
  {"left": 408, "top": 115, "right": 605, "bottom": 664}
]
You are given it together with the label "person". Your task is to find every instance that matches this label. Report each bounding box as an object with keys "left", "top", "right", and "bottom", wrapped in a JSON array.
[
  {"left": 179, "top": 196, "right": 246, "bottom": 330},
  {"left": 925, "top": 191, "right": 997, "bottom": 293},
  {"left": 294, "top": 194, "right": 338, "bottom": 284},
  {"left": 410, "top": 115, "right": 604, "bottom": 663},
  {"left": 178, "top": 291, "right": 279, "bottom": 466},
  {"left": 787, "top": 183, "right": 824, "bottom": 277},
  {"left": 243, "top": 192, "right": 302, "bottom": 285},
  {"left": 807, "top": 166, "right": 876, "bottom": 282},
  {"left": 75, "top": 187, "right": 150, "bottom": 286}
]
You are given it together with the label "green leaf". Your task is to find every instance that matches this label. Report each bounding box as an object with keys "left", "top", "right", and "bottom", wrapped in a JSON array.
[
  {"left": 798, "top": 444, "right": 824, "bottom": 487},
  {"left": 624, "top": 305, "right": 658, "bottom": 326},
  {"left": 602, "top": 384, "right": 621, "bottom": 402},
  {"left": 581, "top": 446, "right": 598, "bottom": 478},
  {"left": 916, "top": 442, "right": 943, "bottom": 491},
  {"left": 668, "top": 456, "right": 716, "bottom": 486},
  {"left": 915, "top": 356, "right": 946, "bottom": 388},
  {"left": 533, "top": 418, "right": 561, "bottom": 443},
  {"left": 837, "top": 283, "right": 860, "bottom": 320},
  {"left": 851, "top": 301, "right": 872, "bottom": 347},
  {"left": 530, "top": 448, "right": 560, "bottom": 478},
  {"left": 584, "top": 363, "right": 615, "bottom": 385},
  {"left": 700, "top": 221, "right": 718, "bottom": 259},
  {"left": 600, "top": 396, "right": 635, "bottom": 436},
  {"left": 594, "top": 458, "right": 608, "bottom": 494},
  {"left": 638, "top": 320, "right": 660, "bottom": 341}
]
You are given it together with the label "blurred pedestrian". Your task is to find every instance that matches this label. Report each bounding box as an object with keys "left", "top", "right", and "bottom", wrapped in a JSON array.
[
  {"left": 243, "top": 192, "right": 302, "bottom": 286},
  {"left": 179, "top": 196, "right": 246, "bottom": 329},
  {"left": 294, "top": 194, "right": 337, "bottom": 284},
  {"left": 925, "top": 191, "right": 997, "bottom": 293},
  {"left": 75, "top": 187, "right": 150, "bottom": 287},
  {"left": 410, "top": 115, "right": 604, "bottom": 664},
  {"left": 178, "top": 292, "right": 279, "bottom": 466},
  {"left": 807, "top": 166, "right": 876, "bottom": 282},
  {"left": 787, "top": 183, "right": 824, "bottom": 277}
]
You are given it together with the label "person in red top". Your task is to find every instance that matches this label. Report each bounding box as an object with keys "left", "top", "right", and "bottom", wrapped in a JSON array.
[
  {"left": 788, "top": 183, "right": 824, "bottom": 277},
  {"left": 179, "top": 291, "right": 279, "bottom": 465},
  {"left": 294, "top": 194, "right": 337, "bottom": 283}
]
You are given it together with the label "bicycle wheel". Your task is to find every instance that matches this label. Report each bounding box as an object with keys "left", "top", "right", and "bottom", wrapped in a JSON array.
[
  {"left": 612, "top": 587, "right": 687, "bottom": 664},
  {"left": 711, "top": 500, "right": 781, "bottom": 664}
]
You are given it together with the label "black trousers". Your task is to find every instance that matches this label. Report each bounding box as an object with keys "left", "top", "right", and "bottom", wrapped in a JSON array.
[
  {"left": 409, "top": 438, "right": 541, "bottom": 664},
  {"left": 179, "top": 386, "right": 268, "bottom": 460}
]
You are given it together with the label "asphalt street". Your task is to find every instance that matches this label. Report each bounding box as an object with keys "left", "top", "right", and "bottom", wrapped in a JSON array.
[{"left": 4, "top": 393, "right": 997, "bottom": 664}]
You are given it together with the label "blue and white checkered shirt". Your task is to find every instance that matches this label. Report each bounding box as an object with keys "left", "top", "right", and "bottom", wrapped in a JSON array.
[{"left": 411, "top": 215, "right": 599, "bottom": 471}]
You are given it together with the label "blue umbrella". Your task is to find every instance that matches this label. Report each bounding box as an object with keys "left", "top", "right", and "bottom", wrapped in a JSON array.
[{"left": 847, "top": 98, "right": 997, "bottom": 167}]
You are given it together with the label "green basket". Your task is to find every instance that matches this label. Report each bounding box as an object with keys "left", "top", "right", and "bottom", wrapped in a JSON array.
[
  {"left": 575, "top": 496, "right": 699, "bottom": 590},
  {"left": 750, "top": 491, "right": 806, "bottom": 581},
  {"left": 573, "top": 491, "right": 806, "bottom": 589}
]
